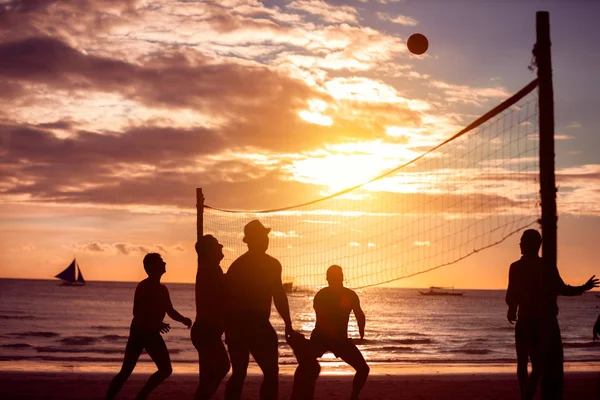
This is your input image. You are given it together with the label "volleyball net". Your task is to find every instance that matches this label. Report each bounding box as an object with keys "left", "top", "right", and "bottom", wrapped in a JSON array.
[{"left": 202, "top": 79, "right": 540, "bottom": 289}]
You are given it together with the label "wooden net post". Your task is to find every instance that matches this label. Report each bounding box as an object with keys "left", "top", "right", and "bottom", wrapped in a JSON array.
[
  {"left": 536, "top": 11, "right": 557, "bottom": 270},
  {"left": 196, "top": 188, "right": 204, "bottom": 242}
]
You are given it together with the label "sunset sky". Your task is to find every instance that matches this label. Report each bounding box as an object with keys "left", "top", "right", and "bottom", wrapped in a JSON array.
[{"left": 1, "top": 0, "right": 600, "bottom": 289}]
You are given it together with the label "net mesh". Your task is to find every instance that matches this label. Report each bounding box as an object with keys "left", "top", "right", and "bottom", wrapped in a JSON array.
[{"left": 203, "top": 81, "right": 540, "bottom": 289}]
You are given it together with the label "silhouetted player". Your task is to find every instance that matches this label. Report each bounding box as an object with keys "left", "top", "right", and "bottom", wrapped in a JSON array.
[
  {"left": 224, "top": 220, "right": 295, "bottom": 400},
  {"left": 106, "top": 253, "right": 192, "bottom": 400},
  {"left": 192, "top": 235, "right": 230, "bottom": 399},
  {"left": 506, "top": 229, "right": 598, "bottom": 400},
  {"left": 594, "top": 314, "right": 600, "bottom": 341},
  {"left": 290, "top": 265, "right": 369, "bottom": 400}
]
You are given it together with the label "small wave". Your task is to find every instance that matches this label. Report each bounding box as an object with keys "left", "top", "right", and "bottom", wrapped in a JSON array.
[
  {"left": 37, "top": 346, "right": 122, "bottom": 354},
  {"left": 0, "top": 356, "right": 30, "bottom": 362},
  {"left": 1, "top": 343, "right": 32, "bottom": 348},
  {"left": 392, "top": 339, "right": 432, "bottom": 345},
  {"left": 10, "top": 331, "right": 59, "bottom": 338},
  {"left": 368, "top": 346, "right": 415, "bottom": 352},
  {"left": 563, "top": 342, "right": 600, "bottom": 349},
  {"left": 448, "top": 349, "right": 493, "bottom": 355},
  {"left": 493, "top": 326, "right": 515, "bottom": 332},
  {"left": 0, "top": 315, "right": 37, "bottom": 320},
  {"left": 37, "top": 346, "right": 183, "bottom": 355},
  {"left": 404, "top": 332, "right": 429, "bottom": 337},
  {"left": 91, "top": 325, "right": 119, "bottom": 330},
  {"left": 100, "top": 334, "right": 128, "bottom": 342},
  {"left": 0, "top": 354, "right": 194, "bottom": 363},
  {"left": 59, "top": 336, "right": 97, "bottom": 346}
]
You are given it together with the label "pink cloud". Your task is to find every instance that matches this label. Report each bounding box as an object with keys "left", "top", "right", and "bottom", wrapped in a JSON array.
[{"left": 74, "top": 241, "right": 187, "bottom": 255}]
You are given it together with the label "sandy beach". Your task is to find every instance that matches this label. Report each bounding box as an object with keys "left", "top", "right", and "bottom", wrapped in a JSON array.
[{"left": 1, "top": 369, "right": 598, "bottom": 400}]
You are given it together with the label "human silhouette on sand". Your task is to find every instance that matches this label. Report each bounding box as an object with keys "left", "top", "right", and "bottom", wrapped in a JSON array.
[
  {"left": 106, "top": 253, "right": 192, "bottom": 400},
  {"left": 192, "top": 235, "right": 230, "bottom": 399},
  {"left": 224, "top": 220, "right": 296, "bottom": 400},
  {"left": 289, "top": 265, "right": 369, "bottom": 400},
  {"left": 506, "top": 229, "right": 598, "bottom": 400}
]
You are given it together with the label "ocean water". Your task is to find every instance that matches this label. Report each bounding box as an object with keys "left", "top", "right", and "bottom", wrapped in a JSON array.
[{"left": 1, "top": 279, "right": 599, "bottom": 373}]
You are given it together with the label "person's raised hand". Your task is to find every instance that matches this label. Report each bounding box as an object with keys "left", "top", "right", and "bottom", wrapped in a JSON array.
[
  {"left": 159, "top": 322, "right": 171, "bottom": 334},
  {"left": 583, "top": 275, "right": 599, "bottom": 291}
]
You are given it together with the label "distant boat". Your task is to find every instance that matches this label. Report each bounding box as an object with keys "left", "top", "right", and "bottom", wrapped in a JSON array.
[
  {"left": 55, "top": 258, "right": 86, "bottom": 286},
  {"left": 419, "top": 286, "right": 464, "bottom": 296}
]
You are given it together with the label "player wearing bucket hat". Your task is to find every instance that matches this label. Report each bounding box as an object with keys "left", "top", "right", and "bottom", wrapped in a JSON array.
[
  {"left": 225, "top": 219, "right": 296, "bottom": 400},
  {"left": 242, "top": 220, "right": 271, "bottom": 243}
]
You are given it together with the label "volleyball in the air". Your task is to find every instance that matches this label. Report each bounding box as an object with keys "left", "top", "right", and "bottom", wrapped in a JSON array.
[{"left": 407, "top": 33, "right": 429, "bottom": 55}]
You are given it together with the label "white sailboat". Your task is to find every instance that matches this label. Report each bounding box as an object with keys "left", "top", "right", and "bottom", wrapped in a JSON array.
[{"left": 55, "top": 258, "right": 86, "bottom": 286}]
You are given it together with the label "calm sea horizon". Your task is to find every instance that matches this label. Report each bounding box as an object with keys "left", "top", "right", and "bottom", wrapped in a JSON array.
[{"left": 1, "top": 278, "right": 600, "bottom": 374}]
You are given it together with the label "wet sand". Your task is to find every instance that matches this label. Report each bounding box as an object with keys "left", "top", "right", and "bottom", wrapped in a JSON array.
[{"left": 1, "top": 370, "right": 598, "bottom": 399}]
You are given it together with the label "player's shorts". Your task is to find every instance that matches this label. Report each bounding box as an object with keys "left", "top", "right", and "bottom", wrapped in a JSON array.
[
  {"left": 191, "top": 322, "right": 224, "bottom": 349},
  {"left": 515, "top": 317, "right": 541, "bottom": 358},
  {"left": 225, "top": 319, "right": 277, "bottom": 349},
  {"left": 309, "top": 330, "right": 358, "bottom": 358},
  {"left": 286, "top": 331, "right": 316, "bottom": 364},
  {"left": 126, "top": 324, "right": 170, "bottom": 363}
]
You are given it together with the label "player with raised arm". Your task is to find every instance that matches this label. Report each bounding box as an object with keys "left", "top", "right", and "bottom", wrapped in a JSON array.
[{"left": 506, "top": 229, "right": 598, "bottom": 400}]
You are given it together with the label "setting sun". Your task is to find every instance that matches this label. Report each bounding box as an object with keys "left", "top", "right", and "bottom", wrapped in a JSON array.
[{"left": 288, "top": 150, "right": 400, "bottom": 192}]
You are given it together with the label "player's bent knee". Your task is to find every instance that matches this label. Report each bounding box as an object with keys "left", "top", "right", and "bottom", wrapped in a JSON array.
[
  {"left": 231, "top": 369, "right": 247, "bottom": 380},
  {"left": 264, "top": 366, "right": 279, "bottom": 380},
  {"left": 357, "top": 364, "right": 370, "bottom": 375},
  {"left": 118, "top": 364, "right": 135, "bottom": 377},
  {"left": 161, "top": 365, "right": 173, "bottom": 377},
  {"left": 217, "top": 361, "right": 231, "bottom": 379}
]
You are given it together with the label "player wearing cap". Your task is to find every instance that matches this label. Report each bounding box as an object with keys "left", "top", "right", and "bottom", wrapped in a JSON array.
[{"left": 224, "top": 220, "right": 295, "bottom": 400}]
